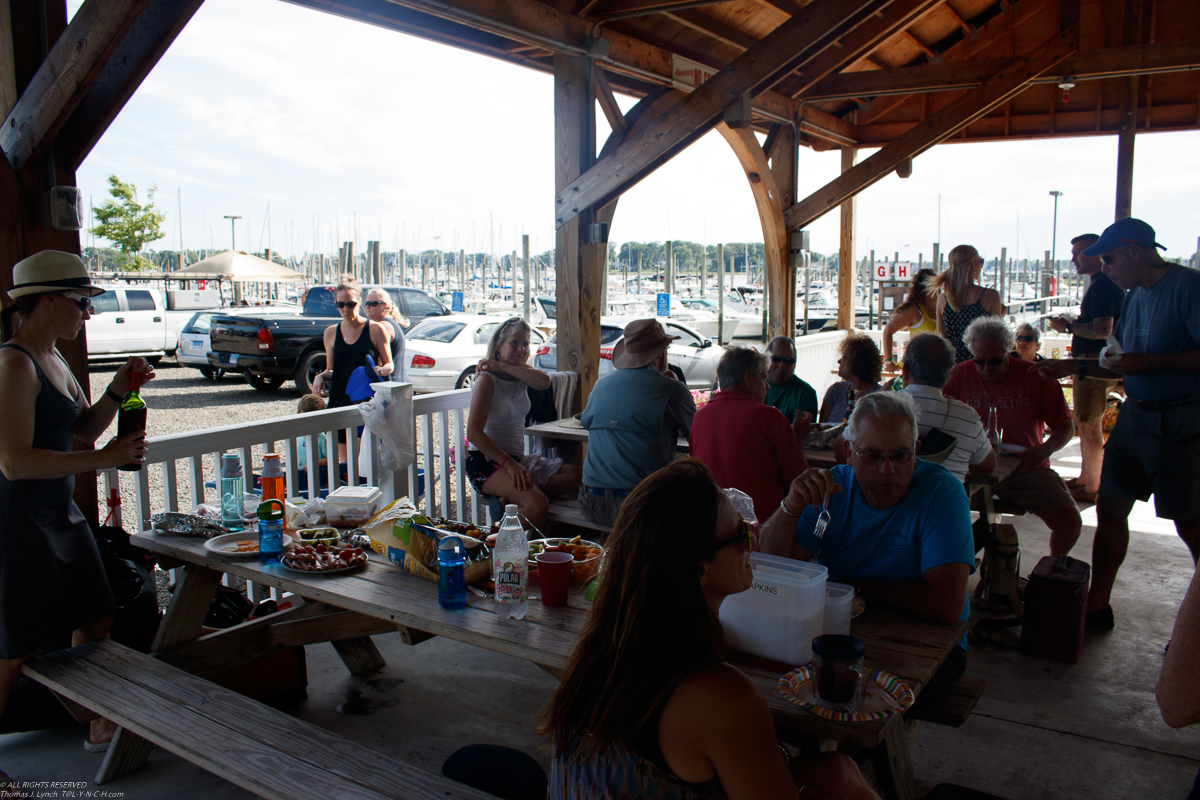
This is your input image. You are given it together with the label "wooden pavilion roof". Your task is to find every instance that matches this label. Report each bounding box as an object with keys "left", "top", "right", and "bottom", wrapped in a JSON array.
[{"left": 286, "top": 0, "right": 1200, "bottom": 151}]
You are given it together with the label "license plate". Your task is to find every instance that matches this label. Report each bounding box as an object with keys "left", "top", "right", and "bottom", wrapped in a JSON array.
[{"left": 219, "top": 353, "right": 238, "bottom": 365}]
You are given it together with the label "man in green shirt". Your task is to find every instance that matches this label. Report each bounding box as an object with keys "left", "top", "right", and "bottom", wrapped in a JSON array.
[{"left": 763, "top": 336, "right": 818, "bottom": 441}]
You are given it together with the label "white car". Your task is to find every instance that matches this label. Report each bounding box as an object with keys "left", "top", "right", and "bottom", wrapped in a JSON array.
[
  {"left": 535, "top": 316, "right": 724, "bottom": 390},
  {"left": 404, "top": 315, "right": 547, "bottom": 393}
]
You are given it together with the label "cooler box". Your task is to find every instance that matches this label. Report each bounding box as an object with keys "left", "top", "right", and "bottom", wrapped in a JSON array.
[
  {"left": 719, "top": 553, "right": 826, "bottom": 665},
  {"left": 824, "top": 582, "right": 854, "bottom": 636},
  {"left": 1019, "top": 555, "right": 1090, "bottom": 663}
]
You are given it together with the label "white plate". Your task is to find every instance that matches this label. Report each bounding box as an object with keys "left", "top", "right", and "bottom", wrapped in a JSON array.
[
  {"left": 204, "top": 531, "right": 297, "bottom": 559},
  {"left": 1000, "top": 443, "right": 1027, "bottom": 454}
]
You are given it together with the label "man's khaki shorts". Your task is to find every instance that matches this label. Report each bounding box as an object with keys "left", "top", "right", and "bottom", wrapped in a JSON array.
[
  {"left": 993, "top": 466, "right": 1076, "bottom": 512},
  {"left": 1073, "top": 375, "right": 1117, "bottom": 424}
]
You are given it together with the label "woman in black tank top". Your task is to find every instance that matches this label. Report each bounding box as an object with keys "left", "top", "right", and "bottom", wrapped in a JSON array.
[{"left": 311, "top": 276, "right": 393, "bottom": 408}]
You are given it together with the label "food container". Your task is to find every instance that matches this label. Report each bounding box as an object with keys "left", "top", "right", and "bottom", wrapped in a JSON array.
[
  {"left": 824, "top": 582, "right": 854, "bottom": 636},
  {"left": 324, "top": 486, "right": 383, "bottom": 527},
  {"left": 527, "top": 538, "right": 603, "bottom": 586},
  {"left": 297, "top": 527, "right": 340, "bottom": 548},
  {"left": 719, "top": 553, "right": 827, "bottom": 665},
  {"left": 805, "top": 421, "right": 846, "bottom": 449}
]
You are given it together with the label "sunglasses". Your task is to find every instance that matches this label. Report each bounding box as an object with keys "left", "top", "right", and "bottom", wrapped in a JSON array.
[
  {"left": 1100, "top": 247, "right": 1129, "bottom": 266},
  {"left": 849, "top": 444, "right": 915, "bottom": 467},
  {"left": 1015, "top": 335, "right": 1036, "bottom": 343},
  {"left": 60, "top": 291, "right": 94, "bottom": 313},
  {"left": 713, "top": 518, "right": 755, "bottom": 553},
  {"left": 973, "top": 356, "right": 1006, "bottom": 366},
  {"left": 770, "top": 355, "right": 797, "bottom": 366},
  {"left": 335, "top": 301, "right": 358, "bottom": 309},
  {"left": 363, "top": 300, "right": 385, "bottom": 307}
]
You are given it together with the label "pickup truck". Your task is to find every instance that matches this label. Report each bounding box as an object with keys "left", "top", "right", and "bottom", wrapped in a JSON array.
[
  {"left": 207, "top": 284, "right": 453, "bottom": 393},
  {"left": 87, "top": 284, "right": 221, "bottom": 362}
]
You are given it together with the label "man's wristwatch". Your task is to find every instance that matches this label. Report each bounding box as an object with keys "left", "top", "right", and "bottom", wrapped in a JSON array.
[{"left": 1065, "top": 320, "right": 1074, "bottom": 334}]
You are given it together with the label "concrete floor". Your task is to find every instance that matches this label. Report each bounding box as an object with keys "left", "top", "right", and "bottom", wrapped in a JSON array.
[{"left": 3, "top": 442, "right": 1198, "bottom": 799}]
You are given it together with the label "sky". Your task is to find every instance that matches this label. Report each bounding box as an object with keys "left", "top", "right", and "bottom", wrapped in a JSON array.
[{"left": 70, "top": 0, "right": 1200, "bottom": 265}]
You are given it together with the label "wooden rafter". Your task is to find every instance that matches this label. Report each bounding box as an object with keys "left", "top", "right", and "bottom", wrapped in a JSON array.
[
  {"left": 784, "top": 26, "right": 1078, "bottom": 231},
  {"left": 594, "top": 69, "right": 629, "bottom": 135},
  {"left": 800, "top": 40, "right": 1200, "bottom": 101},
  {"left": 779, "top": 0, "right": 944, "bottom": 100},
  {"left": 586, "top": 0, "right": 733, "bottom": 21},
  {"left": 55, "top": 0, "right": 207, "bottom": 171},
  {"left": 665, "top": 8, "right": 759, "bottom": 50},
  {"left": 554, "top": 0, "right": 887, "bottom": 228},
  {"left": 902, "top": 29, "right": 939, "bottom": 60},
  {"left": 943, "top": 2, "right": 976, "bottom": 38},
  {"left": 0, "top": 0, "right": 153, "bottom": 170}
]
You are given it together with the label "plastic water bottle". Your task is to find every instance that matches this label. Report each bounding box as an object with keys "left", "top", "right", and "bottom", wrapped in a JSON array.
[
  {"left": 257, "top": 499, "right": 284, "bottom": 564},
  {"left": 220, "top": 454, "right": 244, "bottom": 532},
  {"left": 260, "top": 453, "right": 285, "bottom": 504},
  {"left": 438, "top": 536, "right": 467, "bottom": 610},
  {"left": 493, "top": 504, "right": 528, "bottom": 620}
]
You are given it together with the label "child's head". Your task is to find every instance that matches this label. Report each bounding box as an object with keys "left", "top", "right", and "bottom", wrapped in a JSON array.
[{"left": 298, "top": 394, "right": 326, "bottom": 414}]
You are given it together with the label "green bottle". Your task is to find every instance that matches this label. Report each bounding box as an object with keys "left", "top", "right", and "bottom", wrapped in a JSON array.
[{"left": 116, "top": 372, "right": 147, "bottom": 472}]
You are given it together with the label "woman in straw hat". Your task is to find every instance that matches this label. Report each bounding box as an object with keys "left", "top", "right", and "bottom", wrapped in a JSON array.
[{"left": 0, "top": 250, "right": 154, "bottom": 752}]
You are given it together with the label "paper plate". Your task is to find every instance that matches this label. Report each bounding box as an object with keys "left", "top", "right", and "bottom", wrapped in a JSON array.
[
  {"left": 557, "top": 416, "right": 585, "bottom": 429},
  {"left": 778, "top": 665, "right": 914, "bottom": 722},
  {"left": 851, "top": 597, "right": 867, "bottom": 619},
  {"left": 999, "top": 443, "right": 1027, "bottom": 454},
  {"left": 204, "top": 531, "right": 297, "bottom": 559}
]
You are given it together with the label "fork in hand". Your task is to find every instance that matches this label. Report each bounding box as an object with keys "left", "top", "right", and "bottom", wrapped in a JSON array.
[{"left": 812, "top": 489, "right": 832, "bottom": 540}]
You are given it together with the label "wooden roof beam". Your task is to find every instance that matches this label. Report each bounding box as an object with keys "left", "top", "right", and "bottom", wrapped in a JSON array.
[
  {"left": 781, "top": 0, "right": 944, "bottom": 99},
  {"left": 587, "top": 0, "right": 736, "bottom": 22},
  {"left": 665, "top": 8, "right": 760, "bottom": 50},
  {"left": 55, "top": 0, "right": 208, "bottom": 171},
  {"left": 902, "top": 30, "right": 940, "bottom": 61},
  {"left": 594, "top": 69, "right": 629, "bottom": 135},
  {"left": 799, "top": 40, "right": 1200, "bottom": 101},
  {"left": 1, "top": 0, "right": 153, "bottom": 170},
  {"left": 784, "top": 26, "right": 1077, "bottom": 230},
  {"left": 554, "top": 0, "right": 886, "bottom": 227},
  {"left": 942, "top": 2, "right": 978, "bottom": 39}
]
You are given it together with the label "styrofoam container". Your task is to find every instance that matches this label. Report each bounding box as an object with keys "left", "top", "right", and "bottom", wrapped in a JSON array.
[
  {"left": 719, "top": 552, "right": 827, "bottom": 666},
  {"left": 824, "top": 582, "right": 854, "bottom": 636},
  {"left": 324, "top": 486, "right": 383, "bottom": 527}
]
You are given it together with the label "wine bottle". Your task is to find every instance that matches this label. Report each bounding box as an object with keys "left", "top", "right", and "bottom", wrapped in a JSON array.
[{"left": 116, "top": 372, "right": 147, "bottom": 472}]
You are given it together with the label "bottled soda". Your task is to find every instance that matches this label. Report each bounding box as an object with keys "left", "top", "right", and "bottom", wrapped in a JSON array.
[
  {"left": 220, "top": 453, "right": 244, "bottom": 532},
  {"left": 261, "top": 453, "right": 285, "bottom": 504},
  {"left": 986, "top": 406, "right": 1001, "bottom": 452},
  {"left": 116, "top": 372, "right": 147, "bottom": 472},
  {"left": 257, "top": 499, "right": 284, "bottom": 564},
  {"left": 493, "top": 504, "right": 528, "bottom": 620}
]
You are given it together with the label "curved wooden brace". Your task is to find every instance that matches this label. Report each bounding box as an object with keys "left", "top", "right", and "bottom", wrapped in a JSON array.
[
  {"left": 594, "top": 87, "right": 682, "bottom": 229},
  {"left": 714, "top": 123, "right": 790, "bottom": 338}
]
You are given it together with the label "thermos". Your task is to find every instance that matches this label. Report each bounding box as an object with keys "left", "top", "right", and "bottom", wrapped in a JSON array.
[{"left": 437, "top": 536, "right": 467, "bottom": 609}]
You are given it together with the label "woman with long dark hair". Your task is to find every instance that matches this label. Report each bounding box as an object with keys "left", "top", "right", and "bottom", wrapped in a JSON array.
[
  {"left": 540, "top": 459, "right": 877, "bottom": 800},
  {"left": 0, "top": 251, "right": 152, "bottom": 752},
  {"left": 934, "top": 246, "right": 1005, "bottom": 363},
  {"left": 881, "top": 268, "right": 938, "bottom": 363}
]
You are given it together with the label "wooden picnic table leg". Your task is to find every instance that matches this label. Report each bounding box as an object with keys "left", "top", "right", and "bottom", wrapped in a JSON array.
[
  {"left": 870, "top": 717, "right": 919, "bottom": 800},
  {"left": 331, "top": 636, "right": 387, "bottom": 676},
  {"left": 96, "top": 565, "right": 223, "bottom": 785}
]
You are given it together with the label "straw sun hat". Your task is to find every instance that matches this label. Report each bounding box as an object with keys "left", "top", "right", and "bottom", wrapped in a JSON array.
[{"left": 8, "top": 251, "right": 103, "bottom": 299}]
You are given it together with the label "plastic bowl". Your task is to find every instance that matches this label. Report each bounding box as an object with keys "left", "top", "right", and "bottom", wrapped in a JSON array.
[{"left": 527, "top": 538, "right": 603, "bottom": 586}]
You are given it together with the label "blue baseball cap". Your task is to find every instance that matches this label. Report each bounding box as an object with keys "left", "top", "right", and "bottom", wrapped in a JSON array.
[{"left": 1083, "top": 217, "right": 1166, "bottom": 256}]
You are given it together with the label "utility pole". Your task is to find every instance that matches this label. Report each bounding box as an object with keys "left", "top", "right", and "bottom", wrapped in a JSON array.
[{"left": 1049, "top": 190, "right": 1063, "bottom": 303}]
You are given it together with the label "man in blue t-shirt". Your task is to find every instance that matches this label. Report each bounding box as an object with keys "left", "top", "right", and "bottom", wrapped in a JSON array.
[
  {"left": 759, "top": 392, "right": 975, "bottom": 694},
  {"left": 1039, "top": 217, "right": 1200, "bottom": 633}
]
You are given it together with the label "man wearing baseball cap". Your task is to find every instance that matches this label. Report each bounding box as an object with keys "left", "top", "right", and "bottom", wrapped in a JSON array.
[
  {"left": 1039, "top": 218, "right": 1200, "bottom": 632},
  {"left": 578, "top": 319, "right": 696, "bottom": 526}
]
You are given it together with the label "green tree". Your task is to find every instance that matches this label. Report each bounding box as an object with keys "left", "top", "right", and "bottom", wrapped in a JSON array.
[{"left": 90, "top": 175, "right": 166, "bottom": 270}]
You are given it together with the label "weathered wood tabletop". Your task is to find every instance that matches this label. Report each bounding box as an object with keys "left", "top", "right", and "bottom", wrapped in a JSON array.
[{"left": 131, "top": 531, "right": 965, "bottom": 799}]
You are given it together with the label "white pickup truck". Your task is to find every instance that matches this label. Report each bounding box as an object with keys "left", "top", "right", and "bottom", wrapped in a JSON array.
[{"left": 87, "top": 285, "right": 222, "bottom": 362}]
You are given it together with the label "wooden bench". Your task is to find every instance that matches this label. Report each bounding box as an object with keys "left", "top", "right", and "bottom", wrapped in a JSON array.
[
  {"left": 543, "top": 497, "right": 611, "bottom": 536},
  {"left": 905, "top": 677, "right": 987, "bottom": 728},
  {"left": 23, "top": 639, "right": 495, "bottom": 799}
]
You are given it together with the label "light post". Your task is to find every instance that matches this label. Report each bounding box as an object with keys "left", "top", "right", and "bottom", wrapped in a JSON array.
[
  {"left": 224, "top": 215, "right": 241, "bottom": 251},
  {"left": 1048, "top": 191, "right": 1062, "bottom": 299}
]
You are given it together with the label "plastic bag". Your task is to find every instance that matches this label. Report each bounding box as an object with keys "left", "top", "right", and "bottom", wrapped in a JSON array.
[
  {"left": 723, "top": 486, "right": 758, "bottom": 529},
  {"left": 359, "top": 393, "right": 415, "bottom": 473}
]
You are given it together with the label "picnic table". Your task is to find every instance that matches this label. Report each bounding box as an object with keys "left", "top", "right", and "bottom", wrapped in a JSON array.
[{"left": 90, "top": 530, "right": 964, "bottom": 799}]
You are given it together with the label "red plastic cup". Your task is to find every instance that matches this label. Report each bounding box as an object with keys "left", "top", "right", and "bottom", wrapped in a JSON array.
[{"left": 536, "top": 552, "right": 574, "bottom": 607}]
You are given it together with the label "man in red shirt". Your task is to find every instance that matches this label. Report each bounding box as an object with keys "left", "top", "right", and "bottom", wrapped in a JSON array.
[
  {"left": 944, "top": 317, "right": 1082, "bottom": 556},
  {"left": 689, "top": 346, "right": 808, "bottom": 526}
]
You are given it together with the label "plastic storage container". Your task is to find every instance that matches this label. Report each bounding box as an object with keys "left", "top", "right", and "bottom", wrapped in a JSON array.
[
  {"left": 324, "top": 486, "right": 383, "bottom": 527},
  {"left": 823, "top": 582, "right": 854, "bottom": 636},
  {"left": 719, "top": 553, "right": 827, "bottom": 665}
]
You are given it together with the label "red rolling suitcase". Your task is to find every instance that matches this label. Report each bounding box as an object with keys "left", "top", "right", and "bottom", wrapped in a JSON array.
[{"left": 1019, "top": 556, "right": 1090, "bottom": 663}]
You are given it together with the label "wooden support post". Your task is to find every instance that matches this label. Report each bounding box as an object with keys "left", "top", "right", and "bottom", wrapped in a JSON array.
[
  {"left": 522, "top": 235, "right": 531, "bottom": 322},
  {"left": 554, "top": 55, "right": 602, "bottom": 408},
  {"left": 665, "top": 240, "right": 673, "bottom": 297},
  {"left": 838, "top": 146, "right": 856, "bottom": 331},
  {"left": 637, "top": 251, "right": 643, "bottom": 295},
  {"left": 717, "top": 243, "right": 725, "bottom": 343},
  {"left": 1115, "top": 0, "right": 1143, "bottom": 220}
]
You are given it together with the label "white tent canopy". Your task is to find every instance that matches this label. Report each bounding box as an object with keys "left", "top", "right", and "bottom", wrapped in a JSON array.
[{"left": 176, "top": 250, "right": 303, "bottom": 281}]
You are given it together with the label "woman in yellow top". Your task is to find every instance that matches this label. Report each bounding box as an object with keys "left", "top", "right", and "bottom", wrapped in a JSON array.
[{"left": 881, "top": 268, "right": 938, "bottom": 364}]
